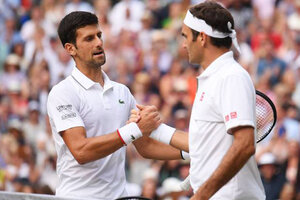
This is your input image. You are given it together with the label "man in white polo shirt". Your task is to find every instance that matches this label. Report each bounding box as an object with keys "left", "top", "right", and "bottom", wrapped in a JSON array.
[
  {"left": 47, "top": 11, "right": 182, "bottom": 200},
  {"left": 133, "top": 1, "right": 266, "bottom": 200}
]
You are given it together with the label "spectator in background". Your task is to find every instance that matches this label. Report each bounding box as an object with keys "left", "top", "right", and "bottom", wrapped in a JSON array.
[
  {"left": 138, "top": 10, "right": 154, "bottom": 53},
  {"left": 140, "top": 168, "right": 159, "bottom": 200},
  {"left": 256, "top": 38, "right": 287, "bottom": 87},
  {"left": 281, "top": 102, "right": 300, "bottom": 142},
  {"left": 252, "top": 0, "right": 276, "bottom": 21},
  {"left": 287, "top": 0, "right": 300, "bottom": 32},
  {"left": 173, "top": 109, "right": 189, "bottom": 131},
  {"left": 109, "top": 0, "right": 145, "bottom": 35},
  {"left": 94, "top": 0, "right": 112, "bottom": 39},
  {"left": 0, "top": 54, "right": 26, "bottom": 94},
  {"left": 0, "top": 17, "right": 22, "bottom": 69},
  {"left": 20, "top": 5, "right": 56, "bottom": 41},
  {"left": 65, "top": 0, "right": 94, "bottom": 14},
  {"left": 160, "top": 177, "right": 187, "bottom": 200},
  {"left": 158, "top": 160, "right": 181, "bottom": 186},
  {"left": 293, "top": 64, "right": 300, "bottom": 108},
  {"left": 22, "top": 100, "right": 45, "bottom": 150},
  {"left": 285, "top": 140, "right": 299, "bottom": 185},
  {"left": 258, "top": 152, "right": 287, "bottom": 200},
  {"left": 228, "top": 0, "right": 253, "bottom": 30},
  {"left": 41, "top": 0, "right": 65, "bottom": 28},
  {"left": 144, "top": 30, "right": 173, "bottom": 75}
]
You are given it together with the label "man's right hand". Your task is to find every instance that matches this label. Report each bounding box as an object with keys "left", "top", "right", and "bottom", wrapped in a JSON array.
[
  {"left": 127, "top": 109, "right": 141, "bottom": 124},
  {"left": 136, "top": 104, "right": 162, "bottom": 136}
]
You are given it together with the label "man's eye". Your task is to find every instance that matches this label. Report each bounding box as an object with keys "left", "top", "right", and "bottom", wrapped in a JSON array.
[{"left": 86, "top": 36, "right": 93, "bottom": 41}]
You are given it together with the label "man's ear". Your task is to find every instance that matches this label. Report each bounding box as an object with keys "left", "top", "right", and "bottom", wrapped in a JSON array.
[
  {"left": 64, "top": 43, "right": 76, "bottom": 56},
  {"left": 198, "top": 32, "right": 207, "bottom": 47}
]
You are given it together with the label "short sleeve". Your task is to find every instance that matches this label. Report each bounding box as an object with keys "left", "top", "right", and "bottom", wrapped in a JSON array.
[
  {"left": 47, "top": 86, "right": 84, "bottom": 133},
  {"left": 124, "top": 85, "right": 137, "bottom": 110},
  {"left": 220, "top": 74, "right": 255, "bottom": 133}
]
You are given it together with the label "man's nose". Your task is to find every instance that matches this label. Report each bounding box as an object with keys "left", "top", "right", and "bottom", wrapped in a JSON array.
[
  {"left": 96, "top": 37, "right": 103, "bottom": 47},
  {"left": 182, "top": 41, "right": 187, "bottom": 49}
]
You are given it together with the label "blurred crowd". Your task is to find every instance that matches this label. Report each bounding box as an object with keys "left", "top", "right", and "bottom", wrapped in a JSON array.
[{"left": 0, "top": 0, "right": 300, "bottom": 199}]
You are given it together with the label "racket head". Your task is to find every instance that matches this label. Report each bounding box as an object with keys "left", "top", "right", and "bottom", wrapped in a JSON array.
[
  {"left": 255, "top": 90, "right": 277, "bottom": 143},
  {"left": 115, "top": 197, "right": 151, "bottom": 200}
]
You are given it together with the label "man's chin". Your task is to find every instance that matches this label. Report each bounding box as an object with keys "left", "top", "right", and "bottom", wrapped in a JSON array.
[
  {"left": 189, "top": 59, "right": 198, "bottom": 65},
  {"left": 93, "top": 59, "right": 106, "bottom": 67}
]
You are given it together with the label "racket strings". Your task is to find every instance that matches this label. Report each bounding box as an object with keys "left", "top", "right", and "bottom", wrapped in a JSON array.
[{"left": 256, "top": 95, "right": 275, "bottom": 141}]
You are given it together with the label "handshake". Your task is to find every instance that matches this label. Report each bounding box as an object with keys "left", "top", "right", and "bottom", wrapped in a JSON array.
[{"left": 117, "top": 105, "right": 176, "bottom": 146}]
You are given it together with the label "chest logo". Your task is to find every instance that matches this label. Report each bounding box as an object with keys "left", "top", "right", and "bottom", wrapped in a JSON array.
[
  {"left": 131, "top": 135, "right": 135, "bottom": 140},
  {"left": 199, "top": 92, "right": 205, "bottom": 101},
  {"left": 119, "top": 99, "right": 125, "bottom": 104}
]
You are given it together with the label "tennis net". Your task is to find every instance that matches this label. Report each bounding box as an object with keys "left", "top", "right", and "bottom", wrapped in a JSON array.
[{"left": 0, "top": 191, "right": 73, "bottom": 200}]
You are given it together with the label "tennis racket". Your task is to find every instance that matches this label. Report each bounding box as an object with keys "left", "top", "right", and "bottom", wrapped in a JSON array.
[
  {"left": 180, "top": 90, "right": 277, "bottom": 190},
  {"left": 115, "top": 197, "right": 151, "bottom": 200}
]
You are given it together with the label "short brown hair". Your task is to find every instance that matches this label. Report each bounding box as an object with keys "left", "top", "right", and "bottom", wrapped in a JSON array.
[{"left": 189, "top": 1, "right": 234, "bottom": 49}]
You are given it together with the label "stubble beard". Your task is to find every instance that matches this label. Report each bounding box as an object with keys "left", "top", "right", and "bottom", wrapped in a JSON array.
[{"left": 91, "top": 53, "right": 106, "bottom": 69}]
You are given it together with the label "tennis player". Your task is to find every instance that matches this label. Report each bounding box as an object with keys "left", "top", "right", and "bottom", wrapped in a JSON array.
[
  {"left": 47, "top": 11, "right": 182, "bottom": 200},
  {"left": 133, "top": 1, "right": 266, "bottom": 200}
]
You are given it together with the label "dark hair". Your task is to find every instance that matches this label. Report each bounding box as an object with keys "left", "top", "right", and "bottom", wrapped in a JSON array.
[
  {"left": 189, "top": 1, "right": 234, "bottom": 49},
  {"left": 58, "top": 11, "right": 98, "bottom": 47}
]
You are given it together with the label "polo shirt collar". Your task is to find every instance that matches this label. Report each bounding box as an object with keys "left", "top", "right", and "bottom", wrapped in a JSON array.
[
  {"left": 71, "top": 67, "right": 113, "bottom": 91},
  {"left": 102, "top": 71, "right": 113, "bottom": 92},
  {"left": 198, "top": 51, "right": 233, "bottom": 79}
]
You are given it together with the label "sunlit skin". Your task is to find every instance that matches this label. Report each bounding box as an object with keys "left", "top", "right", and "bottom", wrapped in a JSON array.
[
  {"left": 181, "top": 24, "right": 203, "bottom": 65},
  {"left": 181, "top": 24, "right": 229, "bottom": 71},
  {"left": 64, "top": 24, "right": 106, "bottom": 85}
]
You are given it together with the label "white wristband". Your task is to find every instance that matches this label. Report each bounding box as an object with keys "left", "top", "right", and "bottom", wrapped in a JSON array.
[
  {"left": 117, "top": 122, "right": 143, "bottom": 145},
  {"left": 150, "top": 123, "right": 176, "bottom": 144},
  {"left": 181, "top": 151, "right": 190, "bottom": 161}
]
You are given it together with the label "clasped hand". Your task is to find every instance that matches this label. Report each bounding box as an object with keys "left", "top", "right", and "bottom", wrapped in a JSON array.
[{"left": 128, "top": 104, "right": 161, "bottom": 136}]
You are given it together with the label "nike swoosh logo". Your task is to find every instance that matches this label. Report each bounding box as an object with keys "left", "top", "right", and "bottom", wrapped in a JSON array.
[{"left": 119, "top": 99, "right": 125, "bottom": 104}]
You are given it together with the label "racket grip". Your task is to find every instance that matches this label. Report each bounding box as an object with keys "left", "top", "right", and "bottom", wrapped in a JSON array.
[{"left": 179, "top": 175, "right": 191, "bottom": 191}]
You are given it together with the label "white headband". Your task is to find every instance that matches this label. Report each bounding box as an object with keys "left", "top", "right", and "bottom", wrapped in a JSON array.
[{"left": 183, "top": 10, "right": 241, "bottom": 54}]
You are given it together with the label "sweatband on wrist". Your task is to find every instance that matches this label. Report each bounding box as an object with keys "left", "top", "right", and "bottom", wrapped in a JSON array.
[
  {"left": 180, "top": 151, "right": 190, "bottom": 161},
  {"left": 117, "top": 122, "right": 143, "bottom": 145},
  {"left": 150, "top": 123, "right": 176, "bottom": 144}
]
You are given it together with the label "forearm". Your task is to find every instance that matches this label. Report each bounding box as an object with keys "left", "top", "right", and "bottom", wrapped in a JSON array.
[
  {"left": 133, "top": 136, "right": 182, "bottom": 160},
  {"left": 81, "top": 132, "right": 125, "bottom": 162},
  {"left": 195, "top": 142, "right": 253, "bottom": 198},
  {"left": 194, "top": 127, "right": 255, "bottom": 199},
  {"left": 170, "top": 130, "right": 189, "bottom": 152},
  {"left": 61, "top": 127, "right": 125, "bottom": 164}
]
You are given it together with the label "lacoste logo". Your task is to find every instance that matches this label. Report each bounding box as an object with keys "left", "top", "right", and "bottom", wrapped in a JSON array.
[
  {"left": 119, "top": 99, "right": 125, "bottom": 104},
  {"left": 131, "top": 135, "right": 135, "bottom": 140}
]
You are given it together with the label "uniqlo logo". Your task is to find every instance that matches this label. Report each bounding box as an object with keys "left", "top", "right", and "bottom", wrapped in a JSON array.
[
  {"left": 225, "top": 115, "right": 229, "bottom": 122},
  {"left": 200, "top": 92, "right": 205, "bottom": 101},
  {"left": 230, "top": 112, "right": 237, "bottom": 119}
]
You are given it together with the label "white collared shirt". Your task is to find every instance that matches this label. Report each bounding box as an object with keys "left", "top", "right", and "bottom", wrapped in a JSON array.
[
  {"left": 189, "top": 51, "right": 265, "bottom": 200},
  {"left": 47, "top": 67, "right": 136, "bottom": 200}
]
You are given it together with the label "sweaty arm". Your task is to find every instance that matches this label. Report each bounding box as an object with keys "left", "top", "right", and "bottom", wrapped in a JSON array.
[{"left": 192, "top": 126, "right": 255, "bottom": 200}]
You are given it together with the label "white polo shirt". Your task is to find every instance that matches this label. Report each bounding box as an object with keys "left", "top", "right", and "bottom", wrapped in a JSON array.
[
  {"left": 47, "top": 67, "right": 136, "bottom": 200},
  {"left": 189, "top": 52, "right": 265, "bottom": 200}
]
